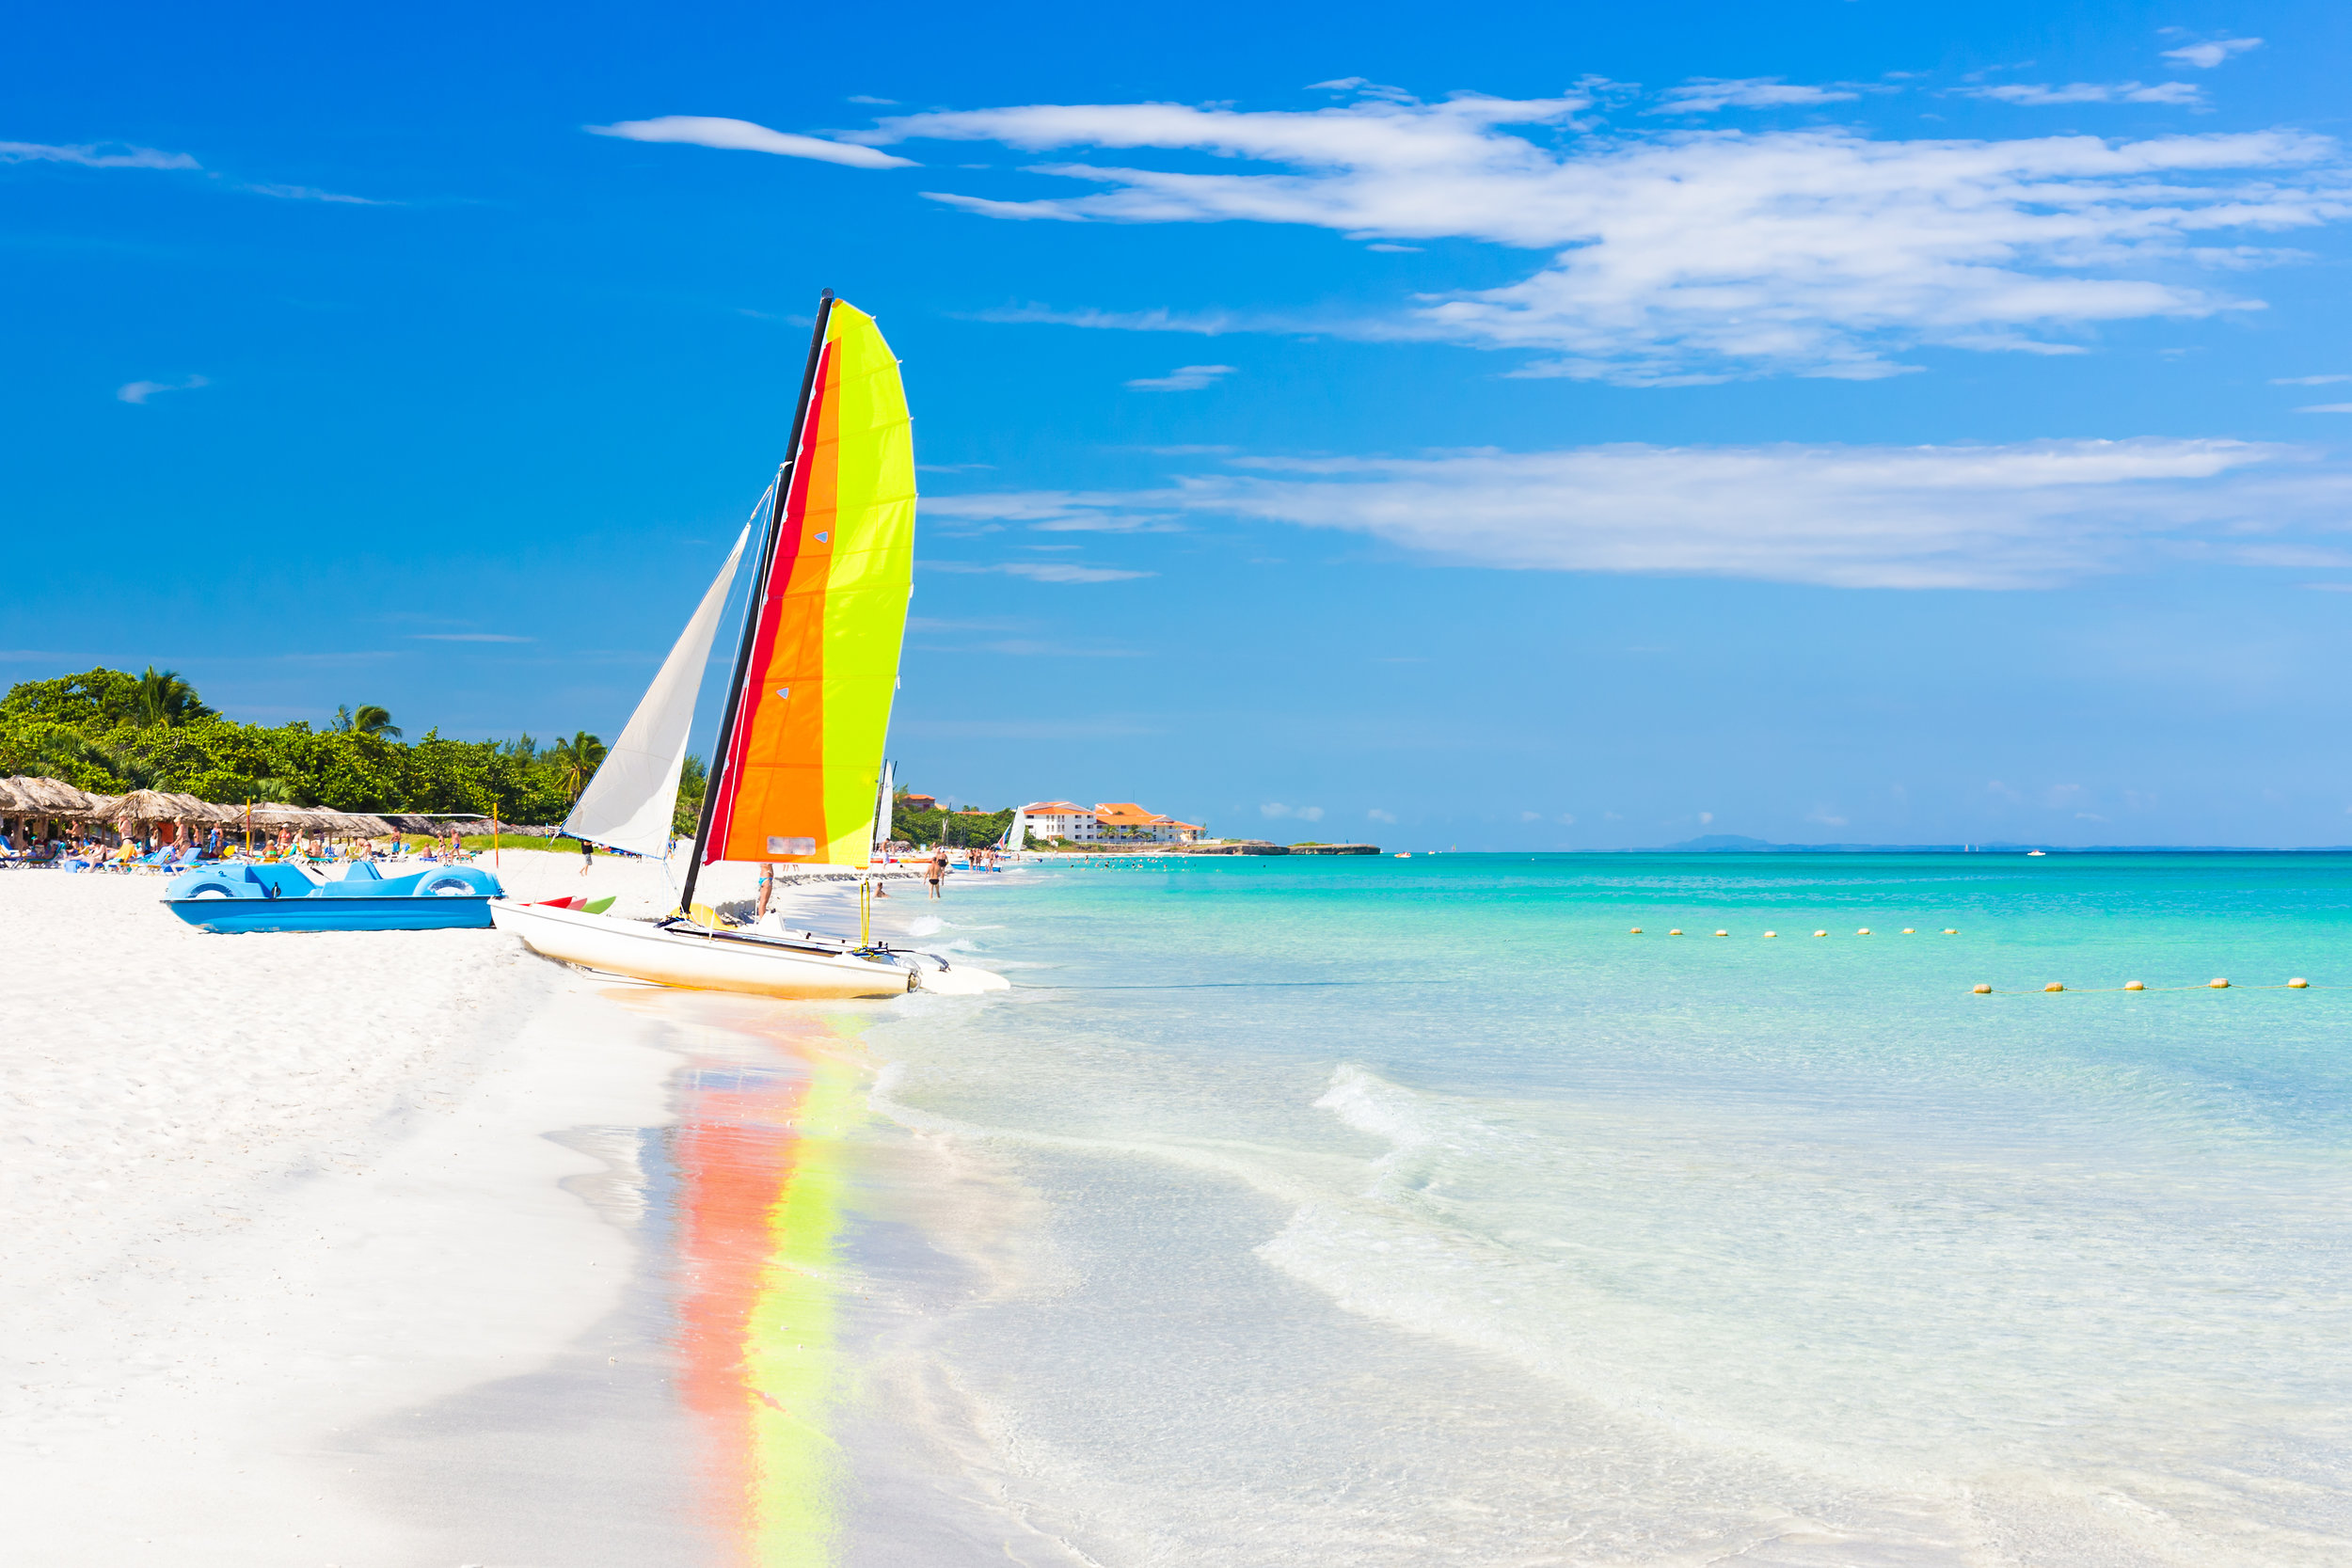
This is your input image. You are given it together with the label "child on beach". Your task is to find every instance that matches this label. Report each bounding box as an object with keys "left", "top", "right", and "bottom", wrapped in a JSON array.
[{"left": 580, "top": 837, "right": 595, "bottom": 877}]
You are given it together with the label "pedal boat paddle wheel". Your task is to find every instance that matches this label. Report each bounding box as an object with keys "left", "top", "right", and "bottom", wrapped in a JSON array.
[{"left": 489, "top": 293, "right": 1006, "bottom": 1000}]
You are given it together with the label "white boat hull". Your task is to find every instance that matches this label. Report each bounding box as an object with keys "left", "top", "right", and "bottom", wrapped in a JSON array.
[{"left": 490, "top": 899, "right": 1001, "bottom": 999}]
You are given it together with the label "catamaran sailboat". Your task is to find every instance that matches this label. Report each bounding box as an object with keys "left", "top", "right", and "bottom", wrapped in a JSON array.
[{"left": 491, "top": 293, "right": 1006, "bottom": 999}]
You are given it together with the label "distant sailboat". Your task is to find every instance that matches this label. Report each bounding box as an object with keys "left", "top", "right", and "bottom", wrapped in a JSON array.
[{"left": 492, "top": 293, "right": 1006, "bottom": 998}]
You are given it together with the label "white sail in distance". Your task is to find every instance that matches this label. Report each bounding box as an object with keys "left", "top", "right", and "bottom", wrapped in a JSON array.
[
  {"left": 564, "top": 522, "right": 752, "bottom": 860},
  {"left": 871, "top": 759, "right": 896, "bottom": 860}
]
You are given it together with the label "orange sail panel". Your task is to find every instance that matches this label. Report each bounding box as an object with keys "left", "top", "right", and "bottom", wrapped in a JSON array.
[{"left": 707, "top": 302, "right": 914, "bottom": 868}]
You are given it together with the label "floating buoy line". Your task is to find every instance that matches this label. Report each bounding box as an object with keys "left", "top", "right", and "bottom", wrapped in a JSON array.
[{"left": 1972, "top": 977, "right": 2321, "bottom": 995}]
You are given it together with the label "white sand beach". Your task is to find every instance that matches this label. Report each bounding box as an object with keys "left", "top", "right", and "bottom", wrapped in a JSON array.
[{"left": 0, "top": 849, "right": 951, "bottom": 1565}]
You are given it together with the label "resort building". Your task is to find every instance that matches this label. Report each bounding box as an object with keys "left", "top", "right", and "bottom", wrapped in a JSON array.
[
  {"left": 1020, "top": 800, "right": 1207, "bottom": 845},
  {"left": 1022, "top": 801, "right": 1102, "bottom": 842},
  {"left": 1091, "top": 802, "right": 1204, "bottom": 844},
  {"left": 898, "top": 793, "right": 937, "bottom": 812}
]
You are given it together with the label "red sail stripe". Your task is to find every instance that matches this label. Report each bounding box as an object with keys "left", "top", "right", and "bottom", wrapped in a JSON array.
[{"left": 705, "top": 344, "right": 834, "bottom": 864}]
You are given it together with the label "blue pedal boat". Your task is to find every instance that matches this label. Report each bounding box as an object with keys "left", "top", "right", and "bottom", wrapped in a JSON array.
[{"left": 161, "top": 860, "right": 505, "bottom": 933}]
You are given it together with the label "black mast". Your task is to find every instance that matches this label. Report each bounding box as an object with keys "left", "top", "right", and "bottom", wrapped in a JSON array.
[{"left": 677, "top": 289, "right": 837, "bottom": 917}]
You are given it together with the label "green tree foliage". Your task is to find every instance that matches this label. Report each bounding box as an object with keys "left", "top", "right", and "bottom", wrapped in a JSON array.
[
  {"left": 135, "top": 666, "right": 214, "bottom": 727},
  {"left": 0, "top": 667, "right": 583, "bottom": 824},
  {"left": 674, "top": 752, "right": 707, "bottom": 835},
  {"left": 548, "top": 731, "right": 608, "bottom": 801},
  {"left": 892, "top": 803, "right": 1015, "bottom": 847}
]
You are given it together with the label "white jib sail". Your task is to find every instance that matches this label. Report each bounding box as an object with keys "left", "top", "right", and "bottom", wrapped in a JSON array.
[
  {"left": 1001, "top": 807, "right": 1028, "bottom": 852},
  {"left": 564, "top": 523, "right": 751, "bottom": 860}
]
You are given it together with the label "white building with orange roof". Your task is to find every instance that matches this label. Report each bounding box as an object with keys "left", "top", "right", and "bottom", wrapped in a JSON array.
[
  {"left": 1091, "top": 802, "right": 1203, "bottom": 844},
  {"left": 1019, "top": 800, "right": 1204, "bottom": 846},
  {"left": 1022, "top": 801, "right": 1102, "bottom": 842}
]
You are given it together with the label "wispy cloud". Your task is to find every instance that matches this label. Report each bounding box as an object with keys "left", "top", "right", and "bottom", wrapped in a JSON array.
[
  {"left": 1646, "top": 78, "right": 1862, "bottom": 115},
  {"left": 947, "top": 436, "right": 2352, "bottom": 590},
  {"left": 1262, "top": 802, "right": 1325, "bottom": 821},
  {"left": 2161, "top": 36, "right": 2264, "bottom": 71},
  {"left": 117, "top": 374, "right": 207, "bottom": 404},
  {"left": 587, "top": 115, "right": 915, "bottom": 169},
  {"left": 1956, "top": 81, "right": 2204, "bottom": 107},
  {"left": 409, "top": 632, "right": 535, "bottom": 642},
  {"left": 2274, "top": 374, "right": 2352, "bottom": 386},
  {"left": 922, "top": 561, "right": 1155, "bottom": 582},
  {"left": 2296, "top": 404, "right": 2352, "bottom": 414},
  {"left": 847, "top": 95, "right": 898, "bottom": 106},
  {"left": 1367, "top": 808, "right": 1397, "bottom": 823},
  {"left": 1125, "top": 363, "right": 1235, "bottom": 391},
  {"left": 1, "top": 139, "right": 197, "bottom": 170},
  {"left": 923, "top": 491, "right": 1184, "bottom": 532},
  {"left": 867, "top": 92, "right": 2349, "bottom": 383},
  {"left": 243, "top": 182, "right": 384, "bottom": 204}
]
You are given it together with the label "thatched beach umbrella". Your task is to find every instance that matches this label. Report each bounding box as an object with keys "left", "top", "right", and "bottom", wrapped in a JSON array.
[
  {"left": 8, "top": 777, "right": 94, "bottom": 816},
  {"left": 109, "top": 788, "right": 183, "bottom": 825}
]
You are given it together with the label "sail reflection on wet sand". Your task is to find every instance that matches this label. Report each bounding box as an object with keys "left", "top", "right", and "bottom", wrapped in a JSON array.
[{"left": 667, "top": 1008, "right": 865, "bottom": 1568}]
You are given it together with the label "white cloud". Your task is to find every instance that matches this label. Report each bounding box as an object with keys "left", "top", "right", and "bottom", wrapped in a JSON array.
[
  {"left": 2275, "top": 374, "right": 2352, "bottom": 385},
  {"left": 1261, "top": 802, "right": 1325, "bottom": 821},
  {"left": 0, "top": 139, "right": 197, "bottom": 170},
  {"left": 409, "top": 633, "right": 533, "bottom": 642},
  {"left": 922, "top": 492, "right": 1184, "bottom": 532},
  {"left": 2162, "top": 37, "right": 2263, "bottom": 71},
  {"left": 847, "top": 95, "right": 899, "bottom": 106},
  {"left": 1520, "top": 810, "right": 1542, "bottom": 820},
  {"left": 2297, "top": 404, "right": 2352, "bottom": 414},
  {"left": 116, "top": 374, "right": 208, "bottom": 404},
  {"left": 1368, "top": 808, "right": 1397, "bottom": 823},
  {"left": 1647, "top": 78, "right": 1861, "bottom": 115},
  {"left": 243, "top": 182, "right": 383, "bottom": 204},
  {"left": 952, "top": 436, "right": 2352, "bottom": 589},
  {"left": 587, "top": 116, "right": 915, "bottom": 169},
  {"left": 1958, "top": 82, "right": 2204, "bottom": 107},
  {"left": 1125, "top": 363, "right": 1235, "bottom": 391},
  {"left": 865, "top": 93, "right": 2348, "bottom": 382},
  {"left": 923, "top": 561, "right": 1154, "bottom": 582}
]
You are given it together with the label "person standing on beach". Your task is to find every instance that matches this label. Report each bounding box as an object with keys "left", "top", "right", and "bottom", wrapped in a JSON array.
[
  {"left": 927, "top": 847, "right": 947, "bottom": 899},
  {"left": 756, "top": 862, "right": 775, "bottom": 917},
  {"left": 580, "top": 836, "right": 595, "bottom": 877}
]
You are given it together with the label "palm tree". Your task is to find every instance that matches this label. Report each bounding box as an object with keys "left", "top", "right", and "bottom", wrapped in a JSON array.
[
  {"left": 135, "top": 665, "right": 210, "bottom": 727},
  {"left": 549, "top": 731, "right": 608, "bottom": 801},
  {"left": 331, "top": 704, "right": 402, "bottom": 737}
]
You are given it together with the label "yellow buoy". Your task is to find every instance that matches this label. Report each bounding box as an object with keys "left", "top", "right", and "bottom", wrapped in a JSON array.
[
  {"left": 1972, "top": 983, "right": 1992, "bottom": 994},
  {"left": 1901, "top": 927, "right": 1915, "bottom": 934},
  {"left": 1812, "top": 929, "right": 1828, "bottom": 937},
  {"left": 1715, "top": 928, "right": 1729, "bottom": 937},
  {"left": 1668, "top": 928, "right": 1684, "bottom": 936},
  {"left": 2044, "top": 982, "right": 2064, "bottom": 992},
  {"left": 2124, "top": 981, "right": 2144, "bottom": 990},
  {"left": 1856, "top": 927, "right": 1871, "bottom": 936},
  {"left": 1943, "top": 928, "right": 1959, "bottom": 935},
  {"left": 1763, "top": 930, "right": 1778, "bottom": 938},
  {"left": 1629, "top": 927, "right": 1644, "bottom": 934},
  {"left": 2209, "top": 977, "right": 2230, "bottom": 989},
  {"left": 2289, "top": 977, "right": 2310, "bottom": 989}
]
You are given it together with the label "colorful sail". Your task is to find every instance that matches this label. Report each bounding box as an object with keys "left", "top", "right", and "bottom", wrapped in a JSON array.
[{"left": 705, "top": 302, "right": 914, "bottom": 869}]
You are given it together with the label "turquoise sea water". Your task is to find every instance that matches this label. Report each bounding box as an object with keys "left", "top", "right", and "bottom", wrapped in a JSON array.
[{"left": 860, "top": 853, "right": 2352, "bottom": 1566}]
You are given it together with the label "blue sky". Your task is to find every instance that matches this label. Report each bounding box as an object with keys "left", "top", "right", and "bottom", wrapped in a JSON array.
[{"left": 8, "top": 0, "right": 2352, "bottom": 847}]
